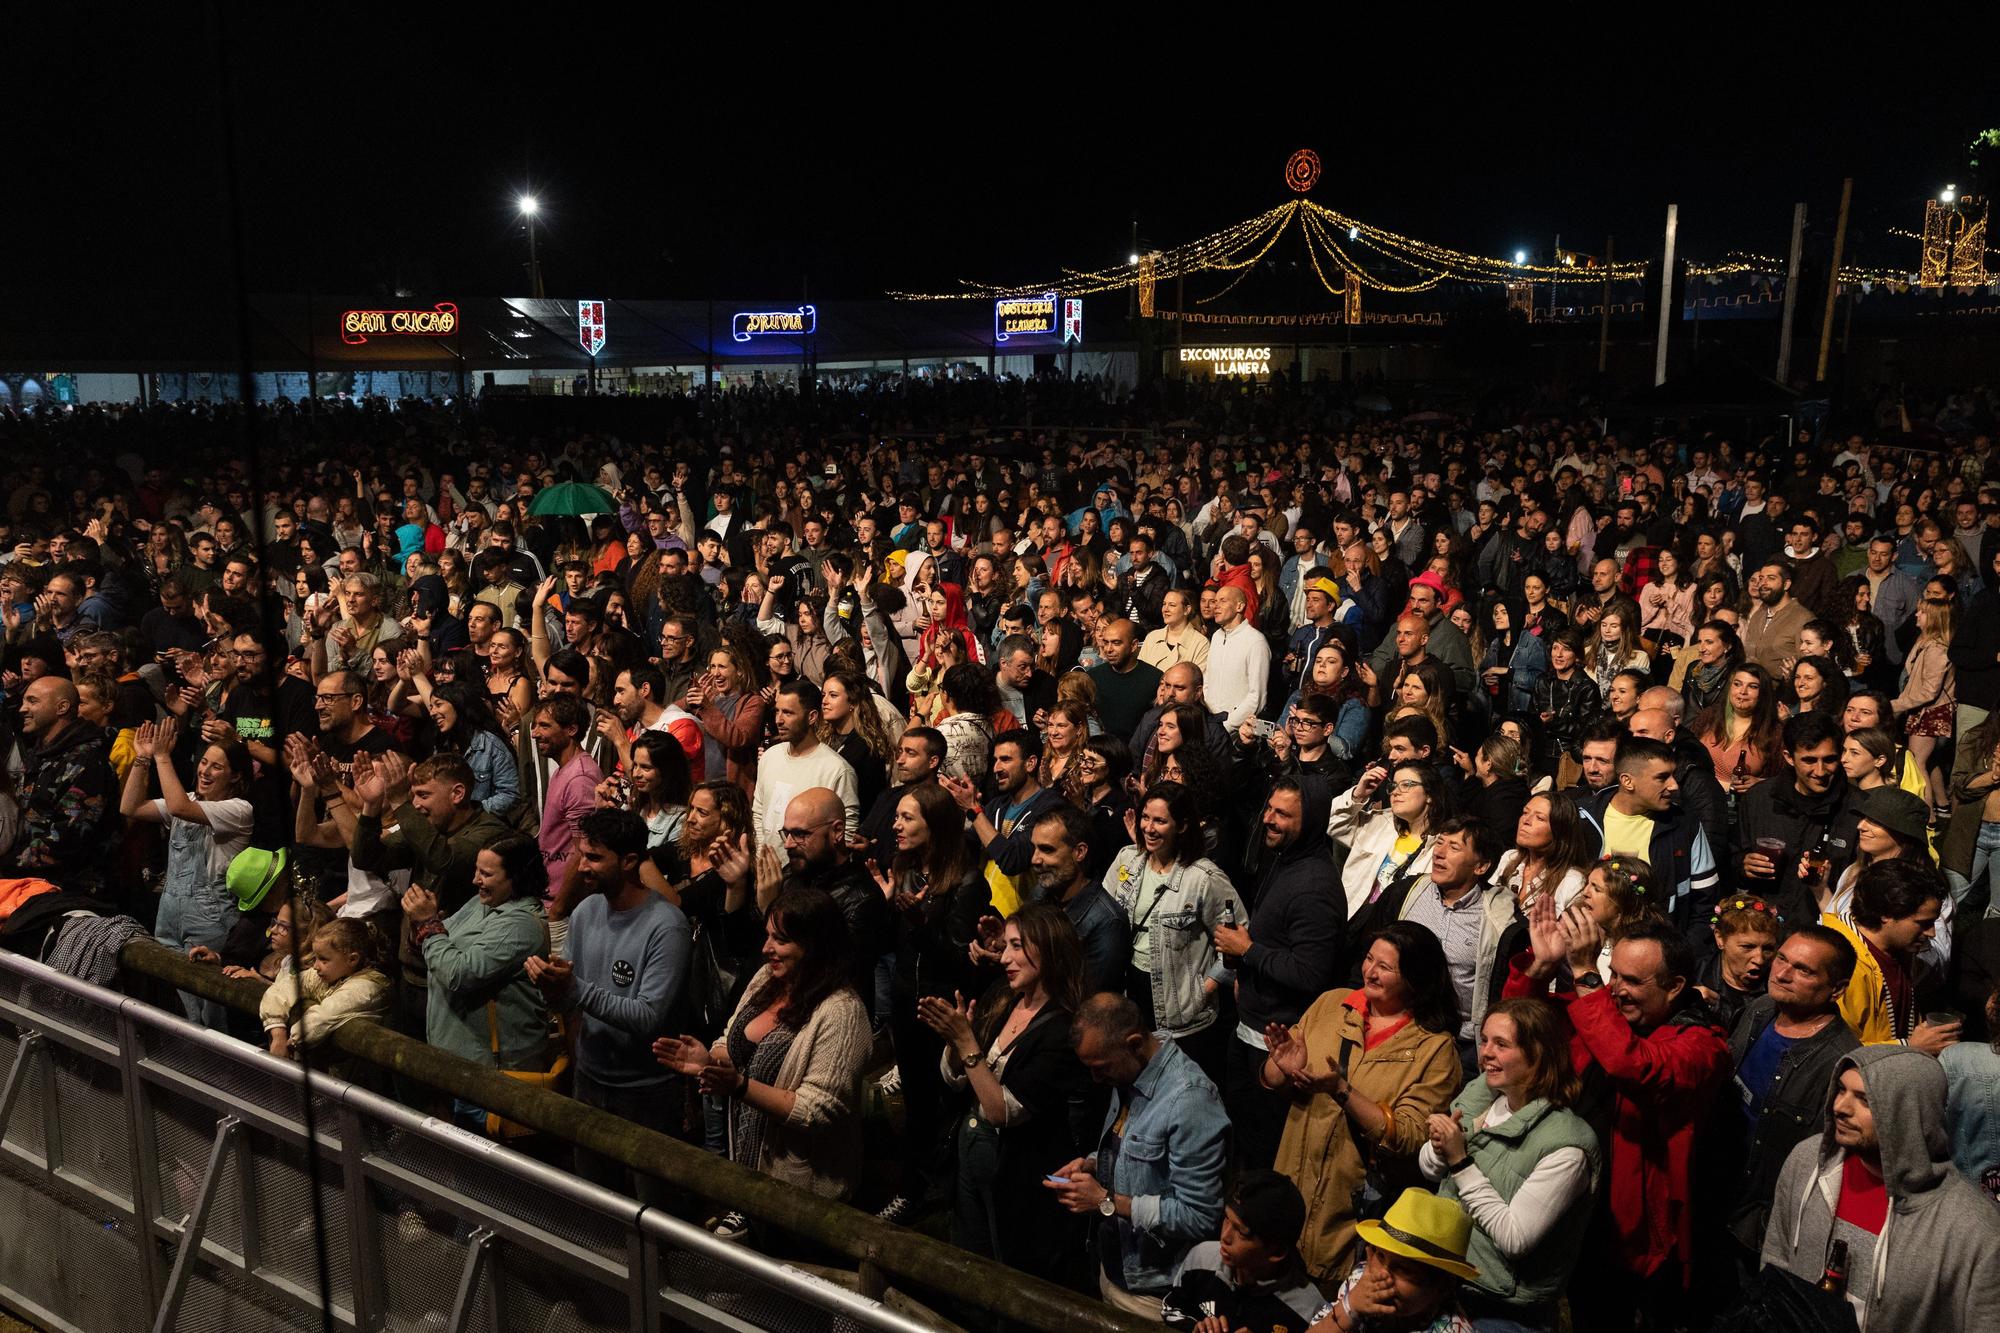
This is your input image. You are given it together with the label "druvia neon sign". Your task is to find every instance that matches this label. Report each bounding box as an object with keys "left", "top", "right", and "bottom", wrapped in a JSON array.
[
  {"left": 340, "top": 303, "right": 459, "bottom": 345},
  {"left": 995, "top": 292, "right": 1059, "bottom": 342},
  {"left": 731, "top": 306, "right": 816, "bottom": 342},
  {"left": 578, "top": 300, "right": 606, "bottom": 356}
]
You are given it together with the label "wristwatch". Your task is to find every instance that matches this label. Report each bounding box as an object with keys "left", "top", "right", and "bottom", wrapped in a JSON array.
[
  {"left": 1574, "top": 971, "right": 1604, "bottom": 991},
  {"left": 1097, "top": 1193, "right": 1117, "bottom": 1218},
  {"left": 962, "top": 1051, "right": 985, "bottom": 1070}
]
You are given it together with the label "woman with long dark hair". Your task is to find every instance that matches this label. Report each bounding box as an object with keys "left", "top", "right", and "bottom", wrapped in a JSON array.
[
  {"left": 1479, "top": 596, "right": 1549, "bottom": 717},
  {"left": 1788, "top": 654, "right": 1849, "bottom": 720},
  {"left": 421, "top": 678, "right": 521, "bottom": 816},
  {"left": 868, "top": 782, "right": 991, "bottom": 1222},
  {"left": 1695, "top": 662, "right": 1784, "bottom": 794},
  {"left": 1263, "top": 922, "right": 1462, "bottom": 1284},
  {"left": 608, "top": 732, "right": 693, "bottom": 851},
  {"left": 654, "top": 886, "right": 872, "bottom": 1237},
  {"left": 919, "top": 902, "right": 1098, "bottom": 1274},
  {"left": 818, "top": 669, "right": 892, "bottom": 819}
]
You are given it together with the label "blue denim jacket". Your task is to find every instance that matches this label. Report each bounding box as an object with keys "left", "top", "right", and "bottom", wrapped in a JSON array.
[{"left": 1090, "top": 1037, "right": 1230, "bottom": 1294}]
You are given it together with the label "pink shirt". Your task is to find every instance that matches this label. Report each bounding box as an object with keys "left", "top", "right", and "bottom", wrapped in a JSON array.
[{"left": 539, "top": 750, "right": 603, "bottom": 890}]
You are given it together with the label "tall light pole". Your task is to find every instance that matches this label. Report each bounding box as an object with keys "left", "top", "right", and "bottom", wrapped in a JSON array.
[{"left": 518, "top": 194, "right": 544, "bottom": 298}]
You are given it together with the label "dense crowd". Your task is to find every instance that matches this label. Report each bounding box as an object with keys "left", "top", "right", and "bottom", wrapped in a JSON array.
[{"left": 6, "top": 378, "right": 2000, "bottom": 1333}]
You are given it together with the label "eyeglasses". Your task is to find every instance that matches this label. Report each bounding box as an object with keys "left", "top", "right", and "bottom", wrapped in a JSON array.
[
  {"left": 1387, "top": 779, "right": 1426, "bottom": 792},
  {"left": 779, "top": 818, "right": 840, "bottom": 842}
]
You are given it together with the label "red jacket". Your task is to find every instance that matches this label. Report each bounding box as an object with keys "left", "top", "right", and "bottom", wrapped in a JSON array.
[
  {"left": 1206, "top": 563, "right": 1260, "bottom": 626},
  {"left": 1503, "top": 953, "right": 1728, "bottom": 1283}
]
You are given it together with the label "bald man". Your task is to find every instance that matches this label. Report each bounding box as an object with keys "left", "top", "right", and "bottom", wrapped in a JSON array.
[
  {"left": 1205, "top": 586, "right": 1270, "bottom": 732},
  {"left": 1359, "top": 614, "right": 1432, "bottom": 706},
  {"left": 1130, "top": 662, "right": 1234, "bottom": 768},
  {"left": 1637, "top": 685, "right": 1685, "bottom": 728},
  {"left": 11, "top": 675, "right": 118, "bottom": 893},
  {"left": 1626, "top": 696, "right": 1729, "bottom": 867},
  {"left": 760, "top": 787, "right": 888, "bottom": 1009},
  {"left": 1086, "top": 616, "right": 1164, "bottom": 740}
]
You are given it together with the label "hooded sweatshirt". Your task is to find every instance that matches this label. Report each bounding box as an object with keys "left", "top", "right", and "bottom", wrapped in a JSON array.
[
  {"left": 1233, "top": 777, "right": 1346, "bottom": 1038},
  {"left": 1762, "top": 1046, "right": 2000, "bottom": 1331}
]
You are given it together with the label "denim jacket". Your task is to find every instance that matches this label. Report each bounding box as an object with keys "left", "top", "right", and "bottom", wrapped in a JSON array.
[
  {"left": 1104, "top": 849, "right": 1244, "bottom": 1037},
  {"left": 1089, "top": 1038, "right": 1230, "bottom": 1294}
]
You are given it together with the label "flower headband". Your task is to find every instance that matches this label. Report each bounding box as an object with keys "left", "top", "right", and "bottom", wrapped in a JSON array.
[
  {"left": 1596, "top": 855, "right": 1652, "bottom": 897},
  {"left": 1711, "top": 896, "right": 1779, "bottom": 926}
]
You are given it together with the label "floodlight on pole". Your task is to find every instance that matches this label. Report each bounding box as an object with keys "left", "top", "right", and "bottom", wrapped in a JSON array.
[
  {"left": 1941, "top": 184, "right": 1958, "bottom": 205},
  {"left": 1514, "top": 250, "right": 1528, "bottom": 266},
  {"left": 518, "top": 193, "right": 545, "bottom": 298}
]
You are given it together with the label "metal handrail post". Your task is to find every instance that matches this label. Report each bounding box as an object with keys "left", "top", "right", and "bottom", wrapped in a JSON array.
[{"left": 152, "top": 1115, "right": 244, "bottom": 1333}]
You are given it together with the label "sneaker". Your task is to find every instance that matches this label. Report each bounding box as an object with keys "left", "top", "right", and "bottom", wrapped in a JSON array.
[
  {"left": 875, "top": 1194, "right": 917, "bottom": 1225},
  {"left": 710, "top": 1211, "right": 750, "bottom": 1241}
]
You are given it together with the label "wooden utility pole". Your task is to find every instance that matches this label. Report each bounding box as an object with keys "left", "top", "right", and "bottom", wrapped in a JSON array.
[
  {"left": 1654, "top": 205, "right": 1677, "bottom": 386},
  {"left": 1815, "top": 178, "right": 1853, "bottom": 382},
  {"left": 1776, "top": 202, "right": 1807, "bottom": 385}
]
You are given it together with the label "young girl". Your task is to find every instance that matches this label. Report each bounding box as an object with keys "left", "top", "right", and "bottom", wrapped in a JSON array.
[{"left": 258, "top": 919, "right": 390, "bottom": 1059}]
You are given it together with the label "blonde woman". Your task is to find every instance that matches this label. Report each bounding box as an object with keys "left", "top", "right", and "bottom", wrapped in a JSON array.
[
  {"left": 1138, "top": 589, "right": 1210, "bottom": 673},
  {"left": 1892, "top": 579, "right": 1957, "bottom": 819}
]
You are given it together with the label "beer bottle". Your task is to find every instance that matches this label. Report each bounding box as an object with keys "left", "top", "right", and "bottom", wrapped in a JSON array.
[
  {"left": 1732, "top": 749, "right": 1749, "bottom": 787},
  {"left": 1817, "top": 1239, "right": 1849, "bottom": 1296}
]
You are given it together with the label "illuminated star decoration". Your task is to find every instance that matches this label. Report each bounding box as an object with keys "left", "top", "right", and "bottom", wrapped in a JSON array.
[{"left": 1285, "top": 149, "right": 1321, "bottom": 195}]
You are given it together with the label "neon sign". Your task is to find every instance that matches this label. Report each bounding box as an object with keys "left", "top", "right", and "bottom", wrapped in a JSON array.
[
  {"left": 1062, "top": 298, "right": 1083, "bottom": 345},
  {"left": 339, "top": 303, "right": 458, "bottom": 345},
  {"left": 1180, "top": 346, "right": 1272, "bottom": 377},
  {"left": 731, "top": 306, "right": 816, "bottom": 342},
  {"left": 578, "top": 300, "right": 606, "bottom": 356},
  {"left": 994, "top": 292, "right": 1059, "bottom": 342}
]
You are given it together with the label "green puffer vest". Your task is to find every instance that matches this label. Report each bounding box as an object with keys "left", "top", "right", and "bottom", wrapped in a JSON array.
[{"left": 1436, "top": 1077, "right": 1600, "bottom": 1307}]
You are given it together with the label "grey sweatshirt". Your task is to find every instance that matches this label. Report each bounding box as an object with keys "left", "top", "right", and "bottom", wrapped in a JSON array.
[
  {"left": 560, "top": 891, "right": 690, "bottom": 1087},
  {"left": 1761, "top": 1045, "right": 2000, "bottom": 1331}
]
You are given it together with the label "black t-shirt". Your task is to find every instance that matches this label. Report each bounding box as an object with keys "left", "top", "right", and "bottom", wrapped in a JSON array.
[{"left": 293, "top": 723, "right": 400, "bottom": 889}]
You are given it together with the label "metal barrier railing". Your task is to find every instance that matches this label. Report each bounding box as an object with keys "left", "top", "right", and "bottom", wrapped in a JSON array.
[
  {"left": 0, "top": 946, "right": 955, "bottom": 1333},
  {"left": 65, "top": 939, "right": 1153, "bottom": 1333}
]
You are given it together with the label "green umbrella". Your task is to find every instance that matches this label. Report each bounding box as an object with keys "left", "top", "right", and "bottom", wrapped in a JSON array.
[{"left": 527, "top": 481, "right": 617, "bottom": 517}]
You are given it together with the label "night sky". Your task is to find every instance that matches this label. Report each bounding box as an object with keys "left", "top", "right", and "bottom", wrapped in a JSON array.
[{"left": 19, "top": 16, "right": 1996, "bottom": 304}]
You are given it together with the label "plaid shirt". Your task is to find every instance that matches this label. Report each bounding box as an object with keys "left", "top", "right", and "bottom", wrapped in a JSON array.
[{"left": 1619, "top": 545, "right": 1661, "bottom": 598}]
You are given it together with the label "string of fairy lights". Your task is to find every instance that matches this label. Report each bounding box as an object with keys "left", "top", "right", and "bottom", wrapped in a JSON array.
[{"left": 887, "top": 171, "right": 1991, "bottom": 305}]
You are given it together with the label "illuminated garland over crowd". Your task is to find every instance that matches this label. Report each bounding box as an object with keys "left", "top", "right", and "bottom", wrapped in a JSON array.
[{"left": 887, "top": 163, "right": 1983, "bottom": 305}]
